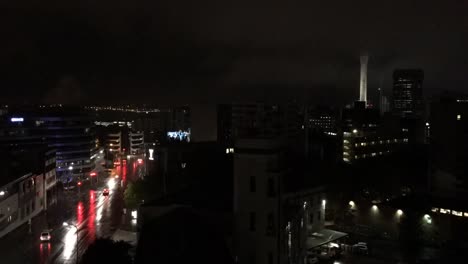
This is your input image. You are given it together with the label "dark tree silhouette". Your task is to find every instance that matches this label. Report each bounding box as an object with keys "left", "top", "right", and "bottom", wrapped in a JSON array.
[
  {"left": 399, "top": 210, "right": 423, "bottom": 263},
  {"left": 80, "top": 238, "right": 132, "bottom": 264}
]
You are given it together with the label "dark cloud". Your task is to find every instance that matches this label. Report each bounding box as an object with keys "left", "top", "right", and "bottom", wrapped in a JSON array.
[{"left": 0, "top": 0, "right": 467, "bottom": 105}]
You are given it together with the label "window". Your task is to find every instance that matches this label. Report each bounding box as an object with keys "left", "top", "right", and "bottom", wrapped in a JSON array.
[
  {"left": 249, "top": 212, "right": 256, "bottom": 231},
  {"left": 267, "top": 178, "right": 275, "bottom": 197},
  {"left": 250, "top": 176, "right": 256, "bottom": 192},
  {"left": 266, "top": 212, "right": 275, "bottom": 235}
]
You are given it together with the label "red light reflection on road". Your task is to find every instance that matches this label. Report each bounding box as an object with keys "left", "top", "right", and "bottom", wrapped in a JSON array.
[
  {"left": 77, "top": 202, "right": 84, "bottom": 225},
  {"left": 88, "top": 190, "right": 96, "bottom": 242},
  {"left": 122, "top": 163, "right": 127, "bottom": 183}
]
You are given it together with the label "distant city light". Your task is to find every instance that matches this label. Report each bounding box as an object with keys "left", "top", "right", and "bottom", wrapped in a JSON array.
[
  {"left": 322, "top": 199, "right": 326, "bottom": 207},
  {"left": 149, "top": 149, "right": 154, "bottom": 160},
  {"left": 372, "top": 205, "right": 378, "bottom": 211},
  {"left": 137, "top": 158, "right": 143, "bottom": 164},
  {"left": 457, "top": 114, "right": 462, "bottom": 120},
  {"left": 423, "top": 214, "right": 432, "bottom": 224},
  {"left": 68, "top": 166, "right": 73, "bottom": 171},
  {"left": 0, "top": 191, "right": 5, "bottom": 196},
  {"left": 426, "top": 122, "right": 430, "bottom": 126},
  {"left": 131, "top": 210, "right": 137, "bottom": 219},
  {"left": 349, "top": 201, "right": 355, "bottom": 208},
  {"left": 396, "top": 209, "right": 403, "bottom": 216},
  {"left": 10, "top": 117, "right": 24, "bottom": 122},
  {"left": 352, "top": 129, "right": 358, "bottom": 134}
]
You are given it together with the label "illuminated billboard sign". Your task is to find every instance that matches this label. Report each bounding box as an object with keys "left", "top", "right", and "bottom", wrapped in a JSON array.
[{"left": 149, "top": 149, "right": 154, "bottom": 160}]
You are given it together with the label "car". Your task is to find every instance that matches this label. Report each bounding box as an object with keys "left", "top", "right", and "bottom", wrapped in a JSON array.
[
  {"left": 306, "top": 255, "right": 319, "bottom": 264},
  {"left": 103, "top": 188, "right": 110, "bottom": 196},
  {"left": 40, "top": 231, "right": 51, "bottom": 242},
  {"left": 353, "top": 243, "right": 368, "bottom": 254}
]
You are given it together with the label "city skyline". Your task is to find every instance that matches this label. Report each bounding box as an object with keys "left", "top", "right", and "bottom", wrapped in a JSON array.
[{"left": 0, "top": 1, "right": 467, "bottom": 105}]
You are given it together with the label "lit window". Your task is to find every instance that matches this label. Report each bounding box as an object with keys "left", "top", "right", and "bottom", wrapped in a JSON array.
[
  {"left": 354, "top": 155, "right": 358, "bottom": 159},
  {"left": 431, "top": 208, "right": 439, "bottom": 213},
  {"left": 457, "top": 114, "right": 461, "bottom": 120},
  {"left": 452, "top": 211, "right": 462, "bottom": 217},
  {"left": 343, "top": 152, "right": 349, "bottom": 156},
  {"left": 464, "top": 212, "right": 468, "bottom": 217},
  {"left": 403, "top": 138, "right": 409, "bottom": 143},
  {"left": 371, "top": 153, "right": 376, "bottom": 157},
  {"left": 440, "top": 208, "right": 450, "bottom": 214},
  {"left": 355, "top": 143, "right": 359, "bottom": 147}
]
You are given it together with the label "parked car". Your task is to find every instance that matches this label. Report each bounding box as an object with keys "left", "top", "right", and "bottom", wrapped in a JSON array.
[{"left": 353, "top": 242, "right": 368, "bottom": 254}]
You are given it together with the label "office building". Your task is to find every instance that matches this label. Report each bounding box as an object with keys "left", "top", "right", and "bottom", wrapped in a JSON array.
[
  {"left": 0, "top": 107, "right": 97, "bottom": 180},
  {"left": 392, "top": 69, "right": 424, "bottom": 117},
  {"left": 430, "top": 92, "right": 468, "bottom": 195},
  {"left": 231, "top": 103, "right": 301, "bottom": 140},
  {"left": 307, "top": 107, "right": 338, "bottom": 135}
]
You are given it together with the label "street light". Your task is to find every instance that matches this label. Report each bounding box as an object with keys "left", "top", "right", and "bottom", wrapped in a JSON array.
[{"left": 63, "top": 222, "right": 79, "bottom": 264}]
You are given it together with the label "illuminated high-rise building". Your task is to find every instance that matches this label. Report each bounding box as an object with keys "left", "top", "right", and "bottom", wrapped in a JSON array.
[{"left": 392, "top": 69, "right": 424, "bottom": 117}]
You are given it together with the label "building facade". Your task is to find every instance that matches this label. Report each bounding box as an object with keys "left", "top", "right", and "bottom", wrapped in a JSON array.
[
  {"left": 129, "top": 131, "right": 144, "bottom": 154},
  {"left": 234, "top": 139, "right": 286, "bottom": 264},
  {"left": 430, "top": 93, "right": 468, "bottom": 195},
  {"left": 392, "top": 69, "right": 424, "bottom": 117},
  {"left": 342, "top": 131, "right": 408, "bottom": 164}
]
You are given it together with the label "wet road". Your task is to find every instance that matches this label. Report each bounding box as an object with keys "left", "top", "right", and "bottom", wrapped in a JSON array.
[{"left": 0, "top": 156, "right": 145, "bottom": 264}]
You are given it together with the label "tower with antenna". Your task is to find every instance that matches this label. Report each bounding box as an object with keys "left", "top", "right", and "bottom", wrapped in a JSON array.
[{"left": 359, "top": 54, "right": 368, "bottom": 105}]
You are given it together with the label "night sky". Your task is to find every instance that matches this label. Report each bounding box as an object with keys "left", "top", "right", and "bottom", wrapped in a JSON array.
[{"left": 1, "top": 0, "right": 467, "bottom": 105}]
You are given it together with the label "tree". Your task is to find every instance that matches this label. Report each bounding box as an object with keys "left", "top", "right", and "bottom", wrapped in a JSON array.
[
  {"left": 80, "top": 238, "right": 132, "bottom": 264},
  {"left": 124, "top": 180, "right": 146, "bottom": 208}
]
